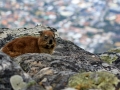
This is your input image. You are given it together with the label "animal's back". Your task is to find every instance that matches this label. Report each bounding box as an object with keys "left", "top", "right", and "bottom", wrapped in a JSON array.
[
  {"left": 2, "top": 36, "right": 39, "bottom": 57},
  {"left": 2, "top": 30, "right": 57, "bottom": 57}
]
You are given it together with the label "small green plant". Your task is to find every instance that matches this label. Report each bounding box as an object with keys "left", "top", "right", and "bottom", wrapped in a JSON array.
[
  {"left": 108, "top": 47, "right": 120, "bottom": 53},
  {"left": 68, "top": 71, "right": 119, "bottom": 90},
  {"left": 99, "top": 54, "right": 118, "bottom": 64}
]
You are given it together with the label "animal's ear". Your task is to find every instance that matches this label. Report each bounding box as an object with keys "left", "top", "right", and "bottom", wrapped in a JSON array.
[
  {"left": 47, "top": 27, "right": 57, "bottom": 32},
  {"left": 47, "top": 27, "right": 59, "bottom": 38},
  {"left": 38, "top": 31, "right": 43, "bottom": 35}
]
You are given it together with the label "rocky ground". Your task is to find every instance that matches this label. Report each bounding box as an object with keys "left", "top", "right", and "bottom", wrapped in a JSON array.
[{"left": 0, "top": 25, "right": 120, "bottom": 90}]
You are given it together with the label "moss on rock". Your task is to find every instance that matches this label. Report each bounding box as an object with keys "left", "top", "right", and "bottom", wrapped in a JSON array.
[
  {"left": 99, "top": 54, "right": 118, "bottom": 64},
  {"left": 108, "top": 47, "right": 120, "bottom": 53},
  {"left": 68, "top": 71, "right": 119, "bottom": 90}
]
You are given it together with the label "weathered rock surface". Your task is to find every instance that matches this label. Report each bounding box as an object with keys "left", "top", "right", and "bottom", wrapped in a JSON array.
[
  {"left": 0, "top": 52, "right": 45, "bottom": 90},
  {"left": 0, "top": 25, "right": 120, "bottom": 90}
]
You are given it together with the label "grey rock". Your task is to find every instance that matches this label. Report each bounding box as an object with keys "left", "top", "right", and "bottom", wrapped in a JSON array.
[
  {"left": 14, "top": 38, "right": 120, "bottom": 89},
  {"left": 102, "top": 63, "right": 110, "bottom": 67},
  {"left": 0, "top": 25, "right": 120, "bottom": 90},
  {"left": 0, "top": 52, "right": 45, "bottom": 90}
]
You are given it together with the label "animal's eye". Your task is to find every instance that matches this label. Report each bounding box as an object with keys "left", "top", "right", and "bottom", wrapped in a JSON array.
[{"left": 44, "top": 36, "right": 48, "bottom": 39}]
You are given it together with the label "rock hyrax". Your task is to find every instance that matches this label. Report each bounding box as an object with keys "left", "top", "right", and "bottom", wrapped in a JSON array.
[{"left": 2, "top": 30, "right": 56, "bottom": 57}]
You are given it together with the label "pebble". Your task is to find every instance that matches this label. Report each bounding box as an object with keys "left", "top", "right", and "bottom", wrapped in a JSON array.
[
  {"left": 111, "top": 69, "right": 120, "bottom": 75},
  {"left": 102, "top": 63, "right": 110, "bottom": 67}
]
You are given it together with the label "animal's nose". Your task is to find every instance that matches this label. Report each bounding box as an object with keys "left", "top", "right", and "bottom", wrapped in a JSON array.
[{"left": 49, "top": 39, "right": 53, "bottom": 44}]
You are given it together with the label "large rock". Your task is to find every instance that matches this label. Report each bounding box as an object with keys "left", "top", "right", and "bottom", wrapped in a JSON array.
[
  {"left": 0, "top": 25, "right": 120, "bottom": 90},
  {"left": 0, "top": 52, "right": 45, "bottom": 90}
]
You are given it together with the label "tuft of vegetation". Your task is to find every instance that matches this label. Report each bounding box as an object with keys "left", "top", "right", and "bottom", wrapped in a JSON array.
[
  {"left": 68, "top": 71, "right": 119, "bottom": 90},
  {"left": 99, "top": 54, "right": 118, "bottom": 64},
  {"left": 108, "top": 47, "right": 120, "bottom": 53}
]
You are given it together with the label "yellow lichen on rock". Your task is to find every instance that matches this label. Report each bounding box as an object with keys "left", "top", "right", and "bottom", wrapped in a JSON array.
[{"left": 68, "top": 71, "right": 119, "bottom": 90}]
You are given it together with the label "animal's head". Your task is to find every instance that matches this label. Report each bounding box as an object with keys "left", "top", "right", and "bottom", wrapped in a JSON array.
[{"left": 38, "top": 30, "right": 56, "bottom": 48}]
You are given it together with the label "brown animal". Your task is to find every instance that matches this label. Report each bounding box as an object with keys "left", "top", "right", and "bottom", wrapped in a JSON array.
[{"left": 2, "top": 30, "right": 56, "bottom": 57}]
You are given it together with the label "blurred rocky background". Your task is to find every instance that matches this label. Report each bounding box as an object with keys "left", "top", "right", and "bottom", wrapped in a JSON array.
[{"left": 1, "top": 0, "right": 120, "bottom": 53}]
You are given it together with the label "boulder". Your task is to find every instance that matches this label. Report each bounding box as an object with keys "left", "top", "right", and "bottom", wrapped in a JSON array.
[{"left": 0, "top": 25, "right": 120, "bottom": 90}]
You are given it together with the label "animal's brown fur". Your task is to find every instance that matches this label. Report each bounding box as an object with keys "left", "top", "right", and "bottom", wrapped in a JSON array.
[{"left": 2, "top": 30, "right": 56, "bottom": 57}]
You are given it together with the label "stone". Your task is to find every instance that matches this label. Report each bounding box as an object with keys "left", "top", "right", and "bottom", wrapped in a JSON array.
[
  {"left": 0, "top": 25, "right": 120, "bottom": 90},
  {"left": 0, "top": 52, "right": 45, "bottom": 90}
]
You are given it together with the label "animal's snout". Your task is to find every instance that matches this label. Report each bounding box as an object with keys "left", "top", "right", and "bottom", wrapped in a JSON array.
[{"left": 49, "top": 39, "right": 53, "bottom": 44}]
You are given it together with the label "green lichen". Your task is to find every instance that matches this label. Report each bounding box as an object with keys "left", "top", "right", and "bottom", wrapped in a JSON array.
[
  {"left": 99, "top": 54, "right": 118, "bottom": 64},
  {"left": 68, "top": 71, "right": 119, "bottom": 90},
  {"left": 27, "top": 80, "right": 36, "bottom": 87},
  {"left": 108, "top": 47, "right": 120, "bottom": 53}
]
